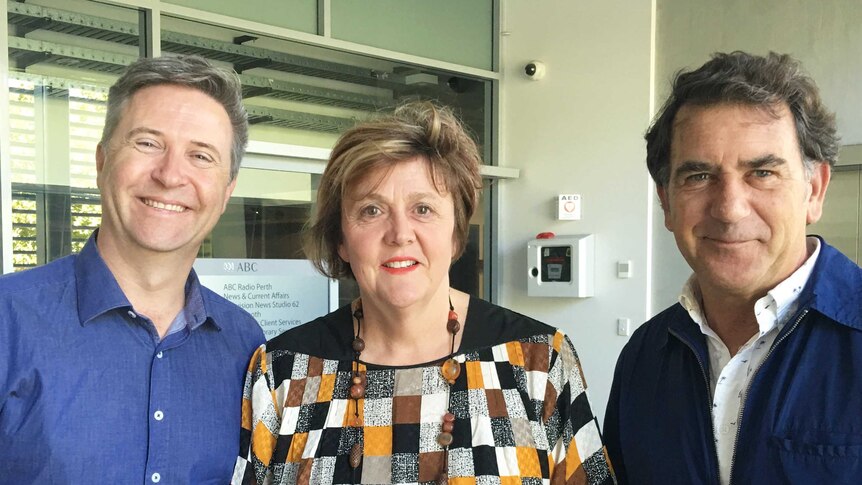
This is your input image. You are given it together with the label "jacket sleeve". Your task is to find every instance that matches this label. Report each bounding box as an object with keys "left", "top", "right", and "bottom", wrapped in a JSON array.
[
  {"left": 545, "top": 331, "right": 616, "bottom": 485},
  {"left": 603, "top": 342, "right": 629, "bottom": 484},
  {"left": 232, "top": 344, "right": 281, "bottom": 485}
]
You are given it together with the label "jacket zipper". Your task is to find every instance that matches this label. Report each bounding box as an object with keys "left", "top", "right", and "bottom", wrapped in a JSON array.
[
  {"left": 668, "top": 327, "right": 722, "bottom": 485},
  {"left": 726, "top": 308, "right": 809, "bottom": 484}
]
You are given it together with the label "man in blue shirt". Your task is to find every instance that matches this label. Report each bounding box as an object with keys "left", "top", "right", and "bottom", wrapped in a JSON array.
[{"left": 0, "top": 55, "right": 265, "bottom": 483}]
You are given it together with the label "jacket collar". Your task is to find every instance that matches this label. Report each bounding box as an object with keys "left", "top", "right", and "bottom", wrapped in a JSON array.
[{"left": 802, "top": 237, "right": 862, "bottom": 331}]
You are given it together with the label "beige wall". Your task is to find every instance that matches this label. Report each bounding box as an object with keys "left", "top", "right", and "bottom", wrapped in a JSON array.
[{"left": 498, "top": 0, "right": 655, "bottom": 423}]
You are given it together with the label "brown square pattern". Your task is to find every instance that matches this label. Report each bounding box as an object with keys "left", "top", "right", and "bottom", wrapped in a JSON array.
[{"left": 392, "top": 395, "right": 422, "bottom": 424}]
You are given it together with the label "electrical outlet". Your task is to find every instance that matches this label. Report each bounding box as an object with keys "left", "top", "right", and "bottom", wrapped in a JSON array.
[{"left": 617, "top": 318, "right": 631, "bottom": 336}]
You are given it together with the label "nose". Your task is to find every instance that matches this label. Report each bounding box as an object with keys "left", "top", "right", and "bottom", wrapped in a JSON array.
[
  {"left": 152, "top": 149, "right": 188, "bottom": 187},
  {"left": 709, "top": 177, "right": 750, "bottom": 223},
  {"left": 386, "top": 211, "right": 415, "bottom": 246}
]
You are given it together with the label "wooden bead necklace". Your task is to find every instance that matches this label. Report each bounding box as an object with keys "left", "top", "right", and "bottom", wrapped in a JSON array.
[{"left": 348, "top": 298, "right": 462, "bottom": 485}]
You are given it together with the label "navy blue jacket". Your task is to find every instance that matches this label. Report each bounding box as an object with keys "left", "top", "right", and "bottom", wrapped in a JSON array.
[{"left": 604, "top": 239, "right": 862, "bottom": 484}]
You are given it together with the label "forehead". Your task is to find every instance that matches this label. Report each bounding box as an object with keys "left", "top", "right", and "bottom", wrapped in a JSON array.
[
  {"left": 346, "top": 156, "right": 449, "bottom": 199},
  {"left": 670, "top": 103, "right": 800, "bottom": 164},
  {"left": 122, "top": 85, "right": 230, "bottom": 128}
]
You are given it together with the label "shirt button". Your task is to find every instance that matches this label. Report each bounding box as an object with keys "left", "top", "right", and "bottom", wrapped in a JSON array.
[
  {"left": 156, "top": 351, "right": 163, "bottom": 359},
  {"left": 151, "top": 472, "right": 161, "bottom": 483},
  {"left": 128, "top": 310, "right": 137, "bottom": 319},
  {"left": 720, "top": 425, "right": 730, "bottom": 434},
  {"left": 154, "top": 410, "right": 164, "bottom": 421}
]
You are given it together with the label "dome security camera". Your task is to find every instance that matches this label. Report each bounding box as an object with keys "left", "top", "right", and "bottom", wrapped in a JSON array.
[{"left": 524, "top": 61, "right": 546, "bottom": 80}]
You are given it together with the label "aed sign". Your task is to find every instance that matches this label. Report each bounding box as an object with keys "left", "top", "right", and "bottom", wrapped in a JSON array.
[{"left": 558, "top": 194, "right": 582, "bottom": 220}]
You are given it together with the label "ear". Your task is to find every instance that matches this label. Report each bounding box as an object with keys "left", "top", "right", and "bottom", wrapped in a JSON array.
[
  {"left": 805, "top": 162, "right": 832, "bottom": 224},
  {"left": 221, "top": 178, "right": 238, "bottom": 214},
  {"left": 337, "top": 243, "right": 349, "bottom": 263},
  {"left": 96, "top": 143, "right": 107, "bottom": 188},
  {"left": 656, "top": 184, "right": 673, "bottom": 231}
]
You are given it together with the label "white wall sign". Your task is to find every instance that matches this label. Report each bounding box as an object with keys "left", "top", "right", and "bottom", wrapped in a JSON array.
[
  {"left": 557, "top": 194, "right": 582, "bottom": 220},
  {"left": 194, "top": 258, "right": 336, "bottom": 339}
]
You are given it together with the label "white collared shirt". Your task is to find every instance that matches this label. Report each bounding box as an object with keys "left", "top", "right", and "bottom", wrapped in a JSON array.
[{"left": 678, "top": 237, "right": 821, "bottom": 485}]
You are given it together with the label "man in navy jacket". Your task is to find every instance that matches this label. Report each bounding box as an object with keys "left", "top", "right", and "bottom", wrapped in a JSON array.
[{"left": 604, "top": 51, "right": 862, "bottom": 484}]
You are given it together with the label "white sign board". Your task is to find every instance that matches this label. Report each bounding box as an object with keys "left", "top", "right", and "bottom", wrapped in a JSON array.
[
  {"left": 557, "top": 194, "right": 582, "bottom": 220},
  {"left": 194, "top": 258, "right": 335, "bottom": 339}
]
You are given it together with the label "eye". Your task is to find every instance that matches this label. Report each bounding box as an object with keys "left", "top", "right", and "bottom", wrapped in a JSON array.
[
  {"left": 684, "top": 173, "right": 710, "bottom": 184},
  {"left": 360, "top": 205, "right": 381, "bottom": 217},
  {"left": 134, "top": 139, "right": 161, "bottom": 151},
  {"left": 193, "top": 152, "right": 215, "bottom": 164},
  {"left": 416, "top": 204, "right": 432, "bottom": 216},
  {"left": 752, "top": 169, "right": 774, "bottom": 178}
]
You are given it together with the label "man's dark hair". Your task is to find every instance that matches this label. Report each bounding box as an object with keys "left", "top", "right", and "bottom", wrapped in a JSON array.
[{"left": 646, "top": 51, "right": 839, "bottom": 187}]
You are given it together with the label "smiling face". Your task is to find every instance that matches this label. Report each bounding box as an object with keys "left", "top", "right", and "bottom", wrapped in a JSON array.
[
  {"left": 659, "top": 103, "right": 830, "bottom": 302},
  {"left": 96, "top": 84, "right": 236, "bottom": 260},
  {"left": 338, "top": 156, "right": 457, "bottom": 310}
]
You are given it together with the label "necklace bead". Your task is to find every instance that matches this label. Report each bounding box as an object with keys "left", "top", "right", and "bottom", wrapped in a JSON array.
[
  {"left": 437, "top": 431, "right": 454, "bottom": 446},
  {"left": 349, "top": 383, "right": 366, "bottom": 399},
  {"left": 441, "top": 358, "right": 461, "bottom": 384},
  {"left": 349, "top": 442, "right": 362, "bottom": 468}
]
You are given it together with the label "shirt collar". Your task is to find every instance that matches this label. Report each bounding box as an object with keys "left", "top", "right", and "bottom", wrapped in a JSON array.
[
  {"left": 178, "top": 270, "right": 210, "bottom": 332},
  {"left": 75, "top": 231, "right": 216, "bottom": 330},
  {"left": 75, "top": 231, "right": 133, "bottom": 325},
  {"left": 679, "top": 236, "right": 821, "bottom": 337}
]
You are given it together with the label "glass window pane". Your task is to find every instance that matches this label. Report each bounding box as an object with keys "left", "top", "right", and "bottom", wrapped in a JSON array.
[
  {"left": 163, "top": 0, "right": 318, "bottom": 35},
  {"left": 6, "top": 0, "right": 140, "bottom": 270},
  {"left": 331, "top": 0, "right": 494, "bottom": 70}
]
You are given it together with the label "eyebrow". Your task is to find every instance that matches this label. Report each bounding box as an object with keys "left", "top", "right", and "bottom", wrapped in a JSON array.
[
  {"left": 349, "top": 191, "right": 444, "bottom": 205},
  {"left": 673, "top": 154, "right": 787, "bottom": 177},
  {"left": 743, "top": 154, "right": 787, "bottom": 169},
  {"left": 673, "top": 160, "right": 713, "bottom": 176}
]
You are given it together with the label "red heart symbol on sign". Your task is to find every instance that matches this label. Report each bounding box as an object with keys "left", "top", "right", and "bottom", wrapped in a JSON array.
[{"left": 564, "top": 201, "right": 575, "bottom": 212}]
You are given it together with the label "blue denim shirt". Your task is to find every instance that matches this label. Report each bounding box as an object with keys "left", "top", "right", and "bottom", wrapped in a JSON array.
[{"left": 0, "top": 234, "right": 265, "bottom": 484}]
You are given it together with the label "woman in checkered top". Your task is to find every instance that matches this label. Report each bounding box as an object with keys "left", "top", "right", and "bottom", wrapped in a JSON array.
[{"left": 232, "top": 101, "right": 615, "bottom": 485}]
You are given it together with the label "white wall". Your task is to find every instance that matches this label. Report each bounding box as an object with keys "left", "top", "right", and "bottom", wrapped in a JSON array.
[{"left": 498, "top": 0, "right": 655, "bottom": 423}]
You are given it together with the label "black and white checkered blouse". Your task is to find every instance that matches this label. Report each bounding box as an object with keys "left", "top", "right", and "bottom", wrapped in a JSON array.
[{"left": 233, "top": 297, "right": 615, "bottom": 485}]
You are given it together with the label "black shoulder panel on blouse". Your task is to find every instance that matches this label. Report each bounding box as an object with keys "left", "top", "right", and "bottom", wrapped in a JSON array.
[{"left": 264, "top": 296, "right": 558, "bottom": 359}]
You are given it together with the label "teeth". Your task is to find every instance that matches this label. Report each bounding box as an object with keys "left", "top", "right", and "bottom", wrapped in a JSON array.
[
  {"left": 143, "top": 199, "right": 185, "bottom": 213},
  {"left": 384, "top": 260, "right": 417, "bottom": 268}
]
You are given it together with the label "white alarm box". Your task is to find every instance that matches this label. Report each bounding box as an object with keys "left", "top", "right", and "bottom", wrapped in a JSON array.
[{"left": 527, "top": 234, "right": 595, "bottom": 297}]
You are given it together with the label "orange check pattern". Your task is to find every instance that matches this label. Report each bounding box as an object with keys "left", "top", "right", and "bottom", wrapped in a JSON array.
[{"left": 233, "top": 309, "right": 614, "bottom": 484}]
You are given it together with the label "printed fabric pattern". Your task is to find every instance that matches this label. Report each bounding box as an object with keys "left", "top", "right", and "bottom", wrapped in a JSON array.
[{"left": 234, "top": 331, "right": 613, "bottom": 484}]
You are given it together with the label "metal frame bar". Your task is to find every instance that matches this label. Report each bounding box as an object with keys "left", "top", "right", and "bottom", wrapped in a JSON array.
[
  {"left": 1, "top": 0, "right": 13, "bottom": 272},
  {"left": 487, "top": 0, "right": 502, "bottom": 302},
  {"left": 317, "top": 0, "right": 331, "bottom": 38}
]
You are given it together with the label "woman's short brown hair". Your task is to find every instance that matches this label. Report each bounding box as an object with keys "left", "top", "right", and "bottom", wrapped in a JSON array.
[{"left": 305, "top": 101, "right": 483, "bottom": 279}]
